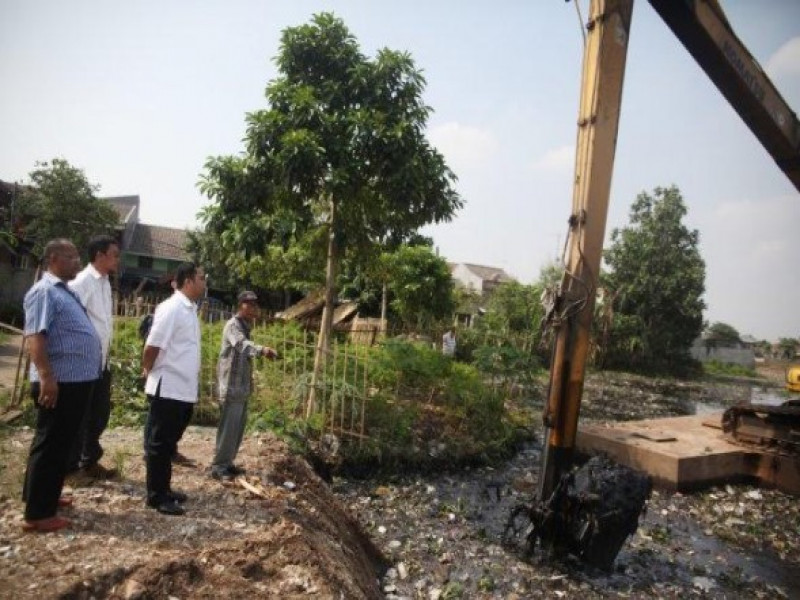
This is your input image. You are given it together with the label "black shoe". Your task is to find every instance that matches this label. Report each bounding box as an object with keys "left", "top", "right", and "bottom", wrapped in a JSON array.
[
  {"left": 168, "top": 490, "right": 188, "bottom": 503},
  {"left": 210, "top": 468, "right": 234, "bottom": 482},
  {"left": 81, "top": 463, "right": 119, "bottom": 480},
  {"left": 172, "top": 452, "right": 196, "bottom": 467},
  {"left": 148, "top": 500, "right": 185, "bottom": 516},
  {"left": 228, "top": 465, "right": 246, "bottom": 476}
]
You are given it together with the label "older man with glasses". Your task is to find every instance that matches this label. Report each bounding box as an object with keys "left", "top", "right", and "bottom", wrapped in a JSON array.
[{"left": 21, "top": 238, "right": 103, "bottom": 532}]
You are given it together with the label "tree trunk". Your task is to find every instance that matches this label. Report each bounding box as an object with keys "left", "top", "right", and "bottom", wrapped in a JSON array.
[
  {"left": 307, "top": 197, "right": 338, "bottom": 418},
  {"left": 380, "top": 282, "right": 388, "bottom": 339}
]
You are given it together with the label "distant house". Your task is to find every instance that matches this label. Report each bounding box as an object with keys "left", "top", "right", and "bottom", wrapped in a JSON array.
[
  {"left": 448, "top": 262, "right": 516, "bottom": 327},
  {"left": 449, "top": 263, "right": 515, "bottom": 295},
  {"left": 0, "top": 183, "right": 193, "bottom": 315},
  {"left": 690, "top": 331, "right": 755, "bottom": 368},
  {"left": 104, "top": 196, "right": 191, "bottom": 294},
  {"left": 0, "top": 180, "right": 37, "bottom": 322}
]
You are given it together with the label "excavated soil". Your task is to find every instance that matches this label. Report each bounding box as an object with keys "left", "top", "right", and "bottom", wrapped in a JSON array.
[{"left": 0, "top": 430, "right": 384, "bottom": 599}]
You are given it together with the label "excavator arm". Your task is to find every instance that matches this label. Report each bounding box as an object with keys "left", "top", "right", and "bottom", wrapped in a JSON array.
[
  {"left": 649, "top": 0, "right": 800, "bottom": 192},
  {"left": 525, "top": 0, "right": 800, "bottom": 568}
]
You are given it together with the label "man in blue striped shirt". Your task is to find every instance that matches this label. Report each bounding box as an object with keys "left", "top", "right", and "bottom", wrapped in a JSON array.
[{"left": 22, "top": 239, "right": 102, "bottom": 533}]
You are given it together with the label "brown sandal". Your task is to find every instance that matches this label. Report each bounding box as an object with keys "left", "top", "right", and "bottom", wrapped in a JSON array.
[{"left": 22, "top": 516, "right": 71, "bottom": 533}]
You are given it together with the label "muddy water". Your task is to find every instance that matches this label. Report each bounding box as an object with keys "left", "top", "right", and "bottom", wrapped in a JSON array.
[
  {"left": 693, "top": 386, "right": 790, "bottom": 414},
  {"left": 334, "top": 438, "right": 798, "bottom": 598},
  {"left": 332, "top": 374, "right": 797, "bottom": 597}
]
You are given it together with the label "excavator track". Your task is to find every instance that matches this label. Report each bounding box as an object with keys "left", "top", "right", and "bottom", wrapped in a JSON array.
[{"left": 721, "top": 403, "right": 800, "bottom": 456}]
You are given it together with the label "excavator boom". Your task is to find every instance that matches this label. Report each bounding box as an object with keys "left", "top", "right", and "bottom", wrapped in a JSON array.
[
  {"left": 525, "top": 0, "right": 800, "bottom": 568},
  {"left": 649, "top": 0, "right": 800, "bottom": 192}
]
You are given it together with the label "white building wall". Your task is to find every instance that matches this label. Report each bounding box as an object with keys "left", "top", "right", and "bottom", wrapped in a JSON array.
[{"left": 690, "top": 343, "right": 755, "bottom": 368}]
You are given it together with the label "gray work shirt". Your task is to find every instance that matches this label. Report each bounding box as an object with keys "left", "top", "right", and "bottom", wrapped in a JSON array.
[{"left": 217, "top": 316, "right": 264, "bottom": 402}]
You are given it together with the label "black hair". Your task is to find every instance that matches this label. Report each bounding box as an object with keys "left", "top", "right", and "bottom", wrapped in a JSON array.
[
  {"left": 87, "top": 235, "right": 118, "bottom": 262},
  {"left": 42, "top": 238, "right": 74, "bottom": 263},
  {"left": 174, "top": 262, "right": 198, "bottom": 288}
]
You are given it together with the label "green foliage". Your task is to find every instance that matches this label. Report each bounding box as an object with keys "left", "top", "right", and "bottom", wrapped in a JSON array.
[
  {"left": 777, "top": 337, "right": 798, "bottom": 359},
  {"left": 537, "top": 260, "right": 565, "bottom": 290},
  {"left": 382, "top": 245, "right": 455, "bottom": 329},
  {"left": 482, "top": 281, "right": 543, "bottom": 334},
  {"left": 706, "top": 322, "right": 741, "bottom": 344},
  {"left": 702, "top": 360, "right": 758, "bottom": 378},
  {"left": 100, "top": 317, "right": 519, "bottom": 471},
  {"left": 197, "top": 13, "right": 462, "bottom": 368},
  {"left": 19, "top": 159, "right": 118, "bottom": 257},
  {"left": 369, "top": 338, "right": 450, "bottom": 391},
  {"left": 603, "top": 186, "right": 706, "bottom": 374},
  {"left": 108, "top": 319, "right": 149, "bottom": 427}
]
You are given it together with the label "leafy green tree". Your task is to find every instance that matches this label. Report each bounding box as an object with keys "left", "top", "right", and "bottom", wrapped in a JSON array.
[
  {"left": 188, "top": 204, "right": 326, "bottom": 295},
  {"left": 482, "top": 281, "right": 543, "bottom": 334},
  {"left": 198, "top": 14, "right": 462, "bottom": 414},
  {"left": 706, "top": 322, "right": 741, "bottom": 344},
  {"left": 603, "top": 185, "right": 706, "bottom": 373},
  {"left": 20, "top": 159, "right": 118, "bottom": 257},
  {"left": 777, "top": 337, "right": 798, "bottom": 359},
  {"left": 381, "top": 244, "right": 455, "bottom": 330},
  {"left": 537, "top": 260, "right": 565, "bottom": 290},
  {"left": 338, "top": 233, "right": 435, "bottom": 327}
]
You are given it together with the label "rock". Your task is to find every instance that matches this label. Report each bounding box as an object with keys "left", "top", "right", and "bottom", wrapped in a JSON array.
[
  {"left": 122, "top": 579, "right": 146, "bottom": 600},
  {"left": 398, "top": 561, "right": 408, "bottom": 580},
  {"left": 692, "top": 576, "right": 716, "bottom": 592}
]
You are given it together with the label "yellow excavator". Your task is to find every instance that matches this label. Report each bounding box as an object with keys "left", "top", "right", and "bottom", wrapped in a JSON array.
[
  {"left": 787, "top": 366, "right": 800, "bottom": 393},
  {"left": 506, "top": 0, "right": 800, "bottom": 570}
]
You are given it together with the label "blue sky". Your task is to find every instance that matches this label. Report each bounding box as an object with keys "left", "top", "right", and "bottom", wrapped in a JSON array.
[{"left": 1, "top": 0, "right": 798, "bottom": 340}]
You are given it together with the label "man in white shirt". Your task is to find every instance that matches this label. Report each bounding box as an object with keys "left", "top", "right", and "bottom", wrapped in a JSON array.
[
  {"left": 142, "top": 263, "right": 205, "bottom": 516},
  {"left": 68, "top": 235, "right": 120, "bottom": 478}
]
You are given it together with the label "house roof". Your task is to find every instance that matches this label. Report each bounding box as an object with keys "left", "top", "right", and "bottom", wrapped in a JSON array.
[
  {"left": 127, "top": 223, "right": 190, "bottom": 262},
  {"left": 0, "top": 179, "right": 17, "bottom": 195},
  {"left": 458, "top": 263, "right": 515, "bottom": 283},
  {"left": 104, "top": 195, "right": 140, "bottom": 224}
]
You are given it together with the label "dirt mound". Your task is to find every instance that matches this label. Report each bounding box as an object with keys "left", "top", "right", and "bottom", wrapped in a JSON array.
[{"left": 0, "top": 430, "right": 385, "bottom": 599}]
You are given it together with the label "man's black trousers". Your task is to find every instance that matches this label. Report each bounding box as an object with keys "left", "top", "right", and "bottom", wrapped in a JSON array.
[
  {"left": 68, "top": 367, "right": 112, "bottom": 471},
  {"left": 23, "top": 381, "right": 93, "bottom": 521},
  {"left": 144, "top": 393, "right": 194, "bottom": 505}
]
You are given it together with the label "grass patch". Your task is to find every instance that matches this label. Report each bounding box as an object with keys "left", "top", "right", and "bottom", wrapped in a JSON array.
[{"left": 702, "top": 360, "right": 759, "bottom": 378}]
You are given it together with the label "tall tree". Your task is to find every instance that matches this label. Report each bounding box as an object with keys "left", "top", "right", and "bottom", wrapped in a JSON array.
[
  {"left": 21, "top": 159, "right": 118, "bottom": 257},
  {"left": 199, "top": 13, "right": 462, "bottom": 413},
  {"left": 603, "top": 185, "right": 706, "bottom": 373}
]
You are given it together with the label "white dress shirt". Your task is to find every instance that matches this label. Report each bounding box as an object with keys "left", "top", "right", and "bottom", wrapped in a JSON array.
[
  {"left": 69, "top": 263, "right": 113, "bottom": 368},
  {"left": 145, "top": 291, "right": 201, "bottom": 403}
]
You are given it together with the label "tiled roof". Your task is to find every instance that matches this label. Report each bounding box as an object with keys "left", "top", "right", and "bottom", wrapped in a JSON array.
[
  {"left": 462, "top": 263, "right": 515, "bottom": 283},
  {"left": 104, "top": 195, "right": 139, "bottom": 224},
  {"left": 127, "top": 223, "right": 190, "bottom": 262}
]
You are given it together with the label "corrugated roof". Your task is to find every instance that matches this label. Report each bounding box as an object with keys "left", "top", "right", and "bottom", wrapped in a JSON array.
[{"left": 127, "top": 223, "right": 190, "bottom": 262}]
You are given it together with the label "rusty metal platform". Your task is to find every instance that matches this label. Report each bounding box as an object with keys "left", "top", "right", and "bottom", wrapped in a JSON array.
[{"left": 577, "top": 413, "right": 800, "bottom": 495}]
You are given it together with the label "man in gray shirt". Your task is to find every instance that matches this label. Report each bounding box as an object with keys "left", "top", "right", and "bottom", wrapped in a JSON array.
[{"left": 211, "top": 291, "right": 276, "bottom": 480}]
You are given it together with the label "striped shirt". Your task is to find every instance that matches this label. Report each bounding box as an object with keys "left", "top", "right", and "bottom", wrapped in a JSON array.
[
  {"left": 24, "top": 271, "right": 103, "bottom": 383},
  {"left": 217, "top": 316, "right": 264, "bottom": 401}
]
